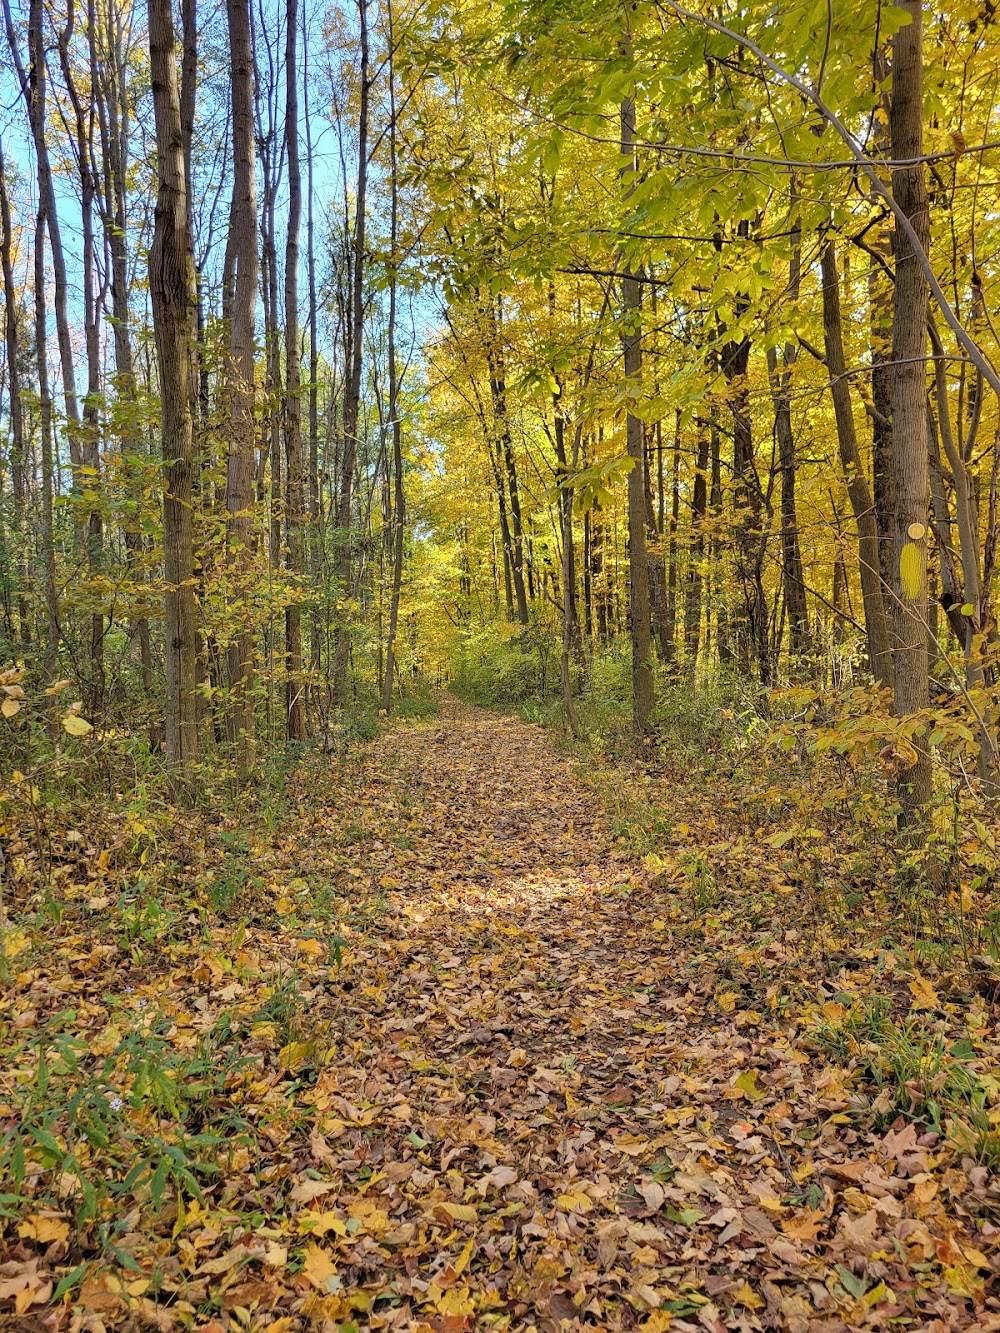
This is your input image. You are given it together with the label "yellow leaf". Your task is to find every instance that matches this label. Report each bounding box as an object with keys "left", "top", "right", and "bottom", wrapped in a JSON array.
[
  {"left": 1, "top": 697, "right": 21, "bottom": 718},
  {"left": 899, "top": 541, "right": 923, "bottom": 602},
  {"left": 734, "top": 1280, "right": 764, "bottom": 1310},
  {"left": 861, "top": 1280, "right": 891, "bottom": 1308},
  {"left": 18, "top": 1213, "right": 70, "bottom": 1243},
  {"left": 557, "top": 1190, "right": 593, "bottom": 1213},
  {"left": 62, "top": 713, "right": 93, "bottom": 737},
  {"left": 453, "top": 1233, "right": 476, "bottom": 1276},
  {"left": 430, "top": 1284, "right": 475, "bottom": 1316},
  {"left": 347, "top": 1198, "right": 390, "bottom": 1234},
  {"left": 716, "top": 991, "right": 737, "bottom": 1013},
  {"left": 944, "top": 1263, "right": 984, "bottom": 1298},
  {"left": 641, "top": 1313, "right": 674, "bottom": 1331},
  {"left": 263, "top": 1242, "right": 288, "bottom": 1267},
  {"left": 297, "top": 1210, "right": 348, "bottom": 1237},
  {"left": 15, "top": 1283, "right": 38, "bottom": 1316},
  {"left": 908, "top": 974, "right": 939, "bottom": 1011},
  {"left": 433, "top": 1201, "right": 478, "bottom": 1223},
  {"left": 732, "top": 1069, "right": 764, "bottom": 1102},
  {"left": 1, "top": 929, "right": 28, "bottom": 959},
  {"left": 300, "top": 1242, "right": 339, "bottom": 1292}
]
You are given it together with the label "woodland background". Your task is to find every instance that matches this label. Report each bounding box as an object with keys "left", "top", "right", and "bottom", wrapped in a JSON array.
[{"left": 2, "top": 0, "right": 1000, "bottom": 844}]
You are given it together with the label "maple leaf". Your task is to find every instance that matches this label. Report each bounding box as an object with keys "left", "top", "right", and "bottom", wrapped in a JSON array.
[
  {"left": 908, "top": 974, "right": 940, "bottom": 1011},
  {"left": 299, "top": 1243, "right": 340, "bottom": 1293}
]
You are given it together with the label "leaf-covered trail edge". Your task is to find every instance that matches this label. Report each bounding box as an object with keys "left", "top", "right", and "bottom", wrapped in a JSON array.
[{"left": 3, "top": 698, "right": 1000, "bottom": 1332}]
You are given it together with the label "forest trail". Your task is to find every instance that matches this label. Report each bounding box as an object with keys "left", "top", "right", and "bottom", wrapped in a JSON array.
[
  {"left": 263, "top": 701, "right": 997, "bottom": 1333},
  {"left": 4, "top": 703, "right": 998, "bottom": 1332}
]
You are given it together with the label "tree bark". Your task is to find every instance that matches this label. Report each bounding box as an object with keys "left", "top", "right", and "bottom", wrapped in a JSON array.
[
  {"left": 284, "top": 0, "right": 305, "bottom": 740},
  {"left": 2, "top": 0, "right": 83, "bottom": 474},
  {"left": 820, "top": 239, "right": 894, "bottom": 690},
  {"left": 889, "top": 0, "right": 933, "bottom": 819},
  {"left": 766, "top": 211, "right": 809, "bottom": 661},
  {"left": 381, "top": 8, "right": 406, "bottom": 715},
  {"left": 94, "top": 3, "right": 156, "bottom": 736},
  {"left": 59, "top": 0, "right": 106, "bottom": 717},
  {"left": 33, "top": 213, "right": 60, "bottom": 677},
  {"left": 331, "top": 0, "right": 370, "bottom": 692},
  {"left": 304, "top": 4, "right": 321, "bottom": 688},
  {"left": 0, "top": 131, "right": 30, "bottom": 651},
  {"left": 685, "top": 426, "right": 709, "bottom": 673},
  {"left": 223, "top": 0, "right": 258, "bottom": 773},
  {"left": 486, "top": 330, "right": 529, "bottom": 628},
  {"left": 148, "top": 0, "right": 199, "bottom": 772},
  {"left": 621, "top": 94, "right": 654, "bottom": 738}
]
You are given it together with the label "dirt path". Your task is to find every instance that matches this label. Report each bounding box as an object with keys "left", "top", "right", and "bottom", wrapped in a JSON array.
[
  {"left": 7, "top": 701, "right": 994, "bottom": 1332},
  {"left": 282, "top": 701, "right": 997, "bottom": 1333}
]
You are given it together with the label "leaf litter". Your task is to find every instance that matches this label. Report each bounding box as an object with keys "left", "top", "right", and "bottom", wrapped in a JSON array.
[{"left": 1, "top": 698, "right": 999, "bottom": 1331}]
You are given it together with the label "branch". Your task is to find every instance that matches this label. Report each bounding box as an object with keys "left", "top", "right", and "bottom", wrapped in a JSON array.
[{"left": 662, "top": 0, "right": 1000, "bottom": 401}]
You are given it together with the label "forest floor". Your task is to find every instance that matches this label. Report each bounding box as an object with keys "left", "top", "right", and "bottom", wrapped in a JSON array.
[{"left": 2, "top": 699, "right": 1000, "bottom": 1332}]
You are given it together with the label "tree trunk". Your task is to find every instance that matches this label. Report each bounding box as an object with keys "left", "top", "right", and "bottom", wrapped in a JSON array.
[
  {"left": 331, "top": 0, "right": 370, "bottom": 693},
  {"left": 621, "top": 94, "right": 654, "bottom": 738},
  {"left": 223, "top": 0, "right": 258, "bottom": 774},
  {"left": 487, "top": 333, "right": 529, "bottom": 628},
  {"left": 767, "top": 341, "right": 809, "bottom": 659},
  {"left": 685, "top": 427, "right": 709, "bottom": 673},
  {"left": 33, "top": 213, "right": 60, "bottom": 677},
  {"left": 284, "top": 0, "right": 305, "bottom": 740},
  {"left": 148, "top": 0, "right": 199, "bottom": 773},
  {"left": 0, "top": 131, "right": 30, "bottom": 651},
  {"left": 59, "top": 0, "right": 106, "bottom": 717},
  {"left": 381, "top": 9, "right": 406, "bottom": 715},
  {"left": 890, "top": 0, "right": 933, "bottom": 820},
  {"left": 820, "top": 239, "right": 894, "bottom": 689},
  {"left": 3, "top": 0, "right": 83, "bottom": 473},
  {"left": 664, "top": 411, "right": 680, "bottom": 666},
  {"left": 766, "top": 211, "right": 809, "bottom": 666},
  {"left": 721, "top": 320, "right": 769, "bottom": 684},
  {"left": 304, "top": 4, "right": 321, "bottom": 688},
  {"left": 94, "top": 7, "right": 156, "bottom": 738}
]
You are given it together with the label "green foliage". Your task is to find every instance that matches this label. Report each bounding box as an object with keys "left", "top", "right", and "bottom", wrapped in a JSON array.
[
  {"left": 450, "top": 624, "right": 546, "bottom": 706},
  {"left": 0, "top": 1008, "right": 246, "bottom": 1245},
  {"left": 392, "top": 685, "right": 440, "bottom": 719},
  {"left": 809, "top": 1001, "right": 1000, "bottom": 1166}
]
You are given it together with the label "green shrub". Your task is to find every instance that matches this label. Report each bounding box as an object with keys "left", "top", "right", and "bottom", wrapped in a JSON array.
[
  {"left": 450, "top": 624, "right": 541, "bottom": 706},
  {"left": 394, "top": 689, "right": 439, "bottom": 719}
]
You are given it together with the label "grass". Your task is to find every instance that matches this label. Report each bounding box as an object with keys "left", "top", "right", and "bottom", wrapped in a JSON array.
[{"left": 808, "top": 998, "right": 1000, "bottom": 1166}]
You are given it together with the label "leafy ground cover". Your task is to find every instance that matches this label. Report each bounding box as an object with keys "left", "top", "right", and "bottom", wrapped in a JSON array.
[{"left": 1, "top": 699, "right": 999, "bottom": 1331}]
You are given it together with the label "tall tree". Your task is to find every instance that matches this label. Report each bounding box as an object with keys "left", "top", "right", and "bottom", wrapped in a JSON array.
[
  {"left": 223, "top": 0, "right": 259, "bottom": 773},
  {"left": 331, "top": 0, "right": 370, "bottom": 691},
  {"left": 621, "top": 90, "right": 653, "bottom": 737},
  {"left": 148, "top": 0, "right": 198, "bottom": 772},
  {"left": 820, "top": 238, "right": 893, "bottom": 689},
  {"left": 283, "top": 0, "right": 306, "bottom": 740},
  {"left": 889, "top": 0, "right": 932, "bottom": 821},
  {"left": 381, "top": 3, "right": 406, "bottom": 714},
  {"left": 0, "top": 131, "right": 29, "bottom": 651}
]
